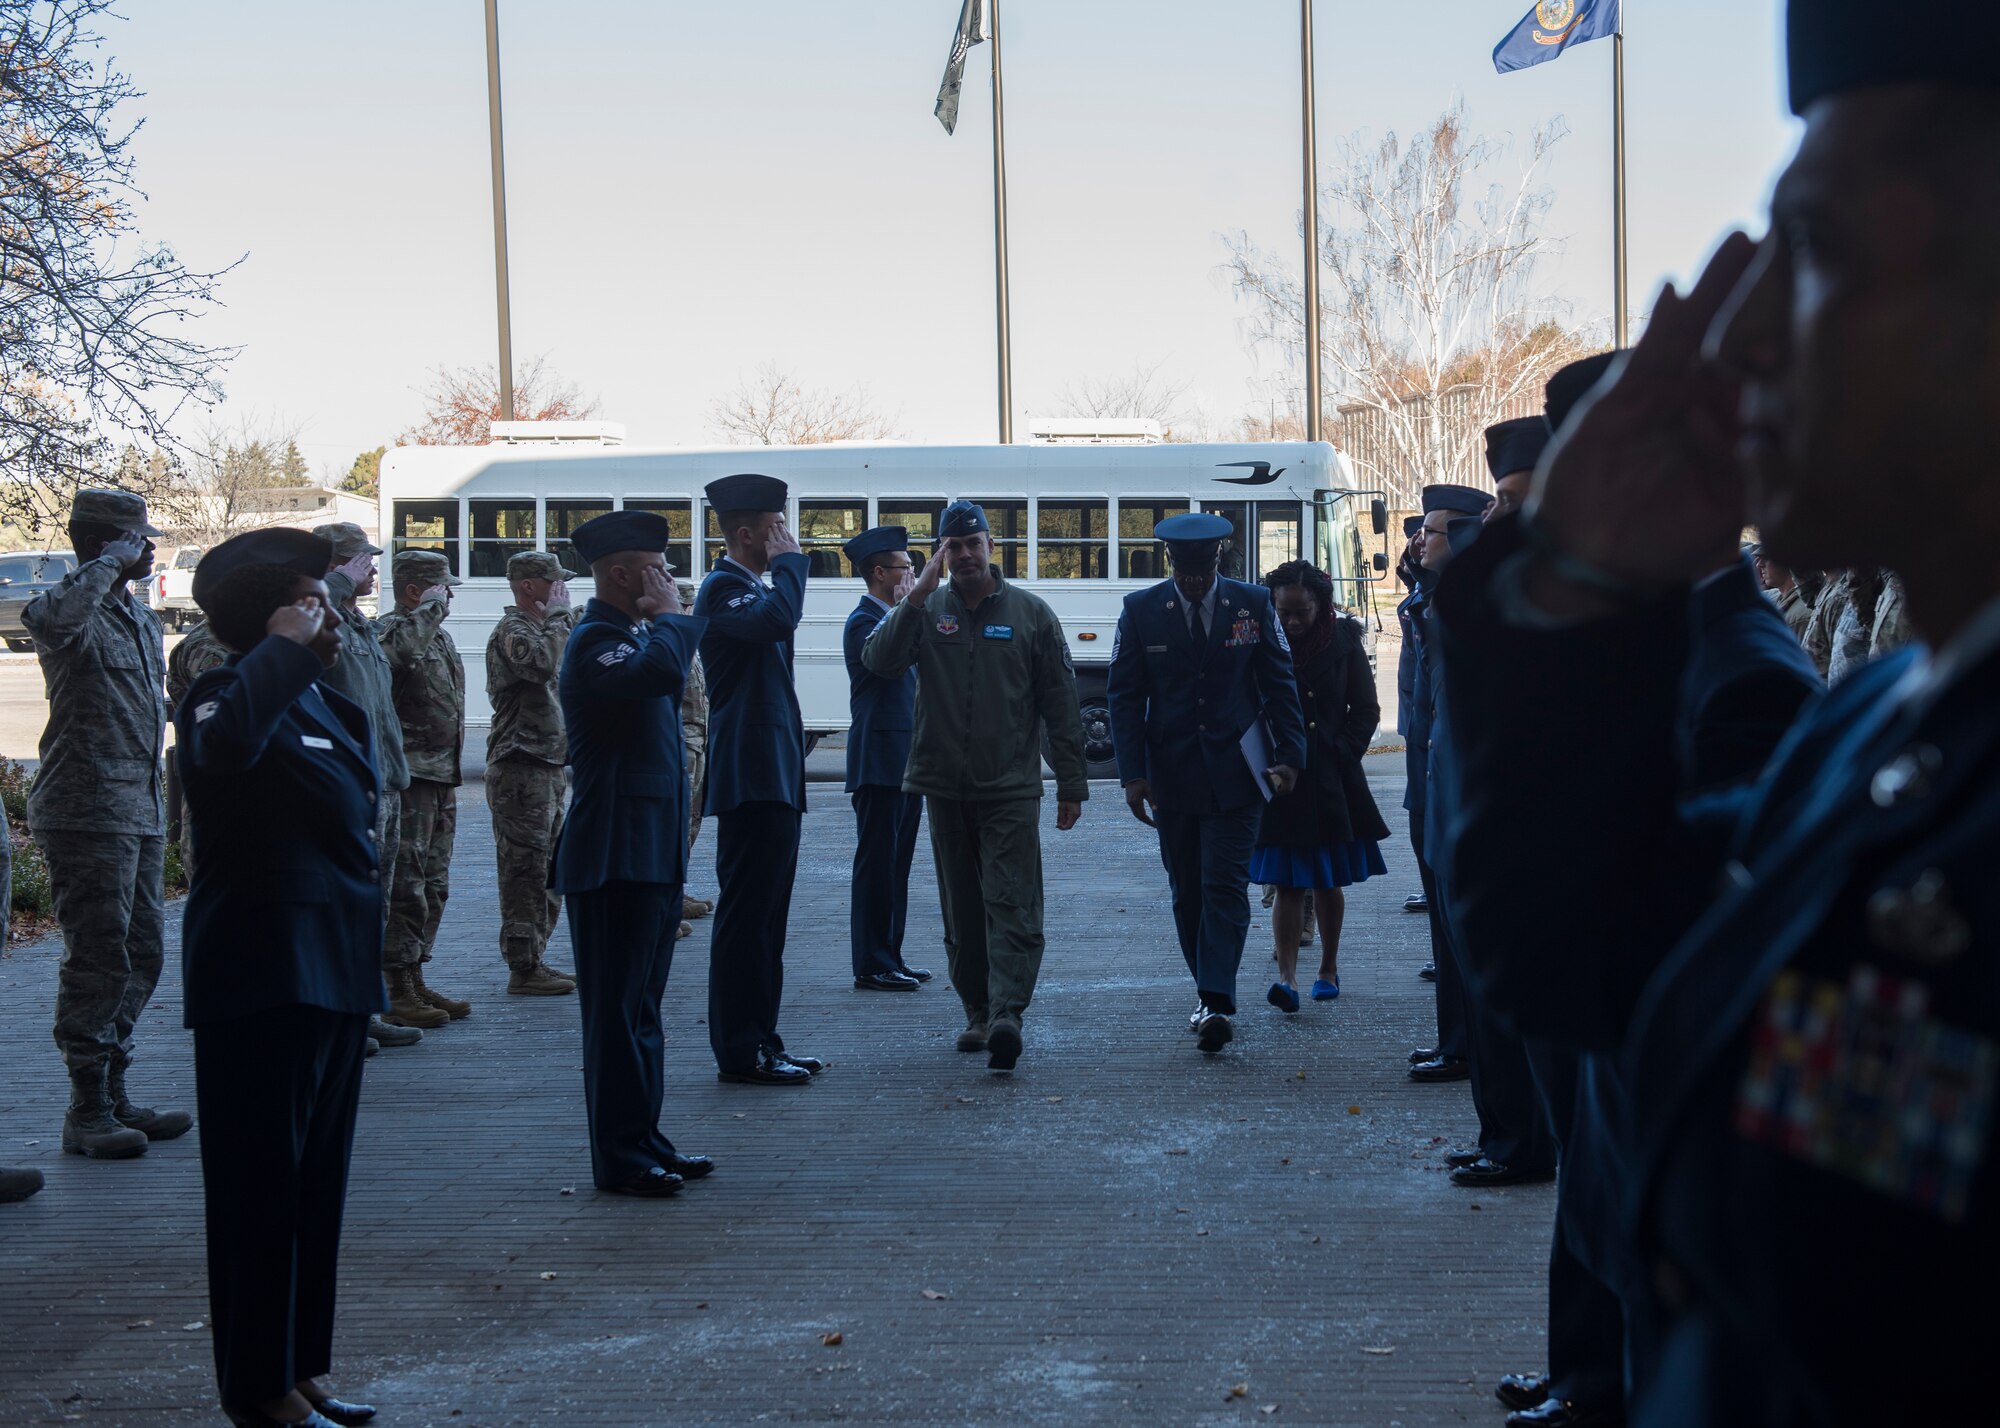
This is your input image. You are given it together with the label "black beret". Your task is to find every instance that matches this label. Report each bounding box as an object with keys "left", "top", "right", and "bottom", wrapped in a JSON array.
[
  {"left": 704, "top": 473, "right": 788, "bottom": 514},
  {"left": 191, "top": 528, "right": 333, "bottom": 614},
  {"left": 842, "top": 525, "right": 908, "bottom": 565},
  {"left": 1402, "top": 515, "right": 1424, "bottom": 539},
  {"left": 1484, "top": 416, "right": 1552, "bottom": 480},
  {"left": 1545, "top": 353, "right": 1617, "bottom": 434},
  {"left": 1789, "top": 0, "right": 2000, "bottom": 115},
  {"left": 939, "top": 500, "right": 989, "bottom": 537},
  {"left": 570, "top": 510, "right": 670, "bottom": 566},
  {"left": 1422, "top": 485, "right": 1491, "bottom": 518}
]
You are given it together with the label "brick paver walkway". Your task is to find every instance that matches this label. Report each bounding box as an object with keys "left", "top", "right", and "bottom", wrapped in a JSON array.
[{"left": 0, "top": 757, "right": 1549, "bottom": 1426}]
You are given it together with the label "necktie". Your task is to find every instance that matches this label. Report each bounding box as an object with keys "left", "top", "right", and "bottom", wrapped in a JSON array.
[{"left": 1191, "top": 602, "right": 1209, "bottom": 660}]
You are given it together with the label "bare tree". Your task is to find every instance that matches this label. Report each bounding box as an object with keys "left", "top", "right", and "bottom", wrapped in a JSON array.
[
  {"left": 1054, "top": 364, "right": 1205, "bottom": 441},
  {"left": 1224, "top": 102, "right": 1601, "bottom": 508},
  {"left": 399, "top": 355, "right": 600, "bottom": 446},
  {"left": 169, "top": 419, "right": 307, "bottom": 539},
  {"left": 0, "top": 0, "right": 238, "bottom": 531},
  {"left": 707, "top": 362, "right": 900, "bottom": 446}
]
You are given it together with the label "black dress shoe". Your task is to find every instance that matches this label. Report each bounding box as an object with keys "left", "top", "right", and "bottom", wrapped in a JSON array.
[
  {"left": 604, "top": 1166, "right": 685, "bottom": 1197},
  {"left": 1506, "top": 1398, "right": 1624, "bottom": 1427},
  {"left": 1444, "top": 1146, "right": 1486, "bottom": 1169},
  {"left": 1418, "top": 962, "right": 1438, "bottom": 981},
  {"left": 1404, "top": 891, "right": 1428, "bottom": 912},
  {"left": 1408, "top": 1046, "right": 1441, "bottom": 1064},
  {"left": 308, "top": 1398, "right": 378, "bottom": 1427},
  {"left": 226, "top": 1409, "right": 342, "bottom": 1428},
  {"left": 855, "top": 970, "right": 921, "bottom": 991},
  {"left": 896, "top": 962, "right": 935, "bottom": 982},
  {"left": 1195, "top": 1010, "right": 1234, "bottom": 1054},
  {"left": 1450, "top": 1158, "right": 1556, "bottom": 1188},
  {"left": 1408, "top": 1056, "right": 1471, "bottom": 1082},
  {"left": 665, "top": 1154, "right": 715, "bottom": 1180},
  {"left": 1497, "top": 1373, "right": 1552, "bottom": 1412},
  {"left": 775, "top": 1051, "right": 825, "bottom": 1074},
  {"left": 717, "top": 1056, "right": 812, "bottom": 1086}
]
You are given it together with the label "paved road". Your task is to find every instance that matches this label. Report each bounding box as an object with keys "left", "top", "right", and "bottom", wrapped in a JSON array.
[{"left": 0, "top": 752, "right": 1548, "bottom": 1427}]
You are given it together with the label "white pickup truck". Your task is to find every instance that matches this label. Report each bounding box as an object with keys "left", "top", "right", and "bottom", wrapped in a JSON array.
[{"left": 146, "top": 545, "right": 205, "bottom": 629}]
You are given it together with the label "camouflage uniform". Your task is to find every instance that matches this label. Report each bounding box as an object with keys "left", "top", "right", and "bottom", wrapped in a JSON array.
[
  {"left": 24, "top": 489, "right": 181, "bottom": 1154},
  {"left": 683, "top": 651, "right": 709, "bottom": 851},
  {"left": 314, "top": 523, "right": 411, "bottom": 924},
  {"left": 1802, "top": 569, "right": 1852, "bottom": 680},
  {"left": 1872, "top": 571, "right": 1912, "bottom": 659},
  {"left": 485, "top": 552, "right": 573, "bottom": 976},
  {"left": 378, "top": 551, "right": 464, "bottom": 976},
  {"left": 164, "top": 619, "right": 230, "bottom": 877}
]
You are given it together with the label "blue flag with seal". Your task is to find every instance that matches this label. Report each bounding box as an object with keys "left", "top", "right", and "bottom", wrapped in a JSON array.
[{"left": 1493, "top": 0, "right": 1620, "bottom": 74}]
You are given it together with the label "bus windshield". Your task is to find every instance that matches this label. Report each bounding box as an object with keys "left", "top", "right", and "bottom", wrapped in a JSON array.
[{"left": 1314, "top": 490, "right": 1373, "bottom": 613}]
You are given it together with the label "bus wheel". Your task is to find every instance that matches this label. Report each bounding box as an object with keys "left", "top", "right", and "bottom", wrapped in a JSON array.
[
  {"left": 803, "top": 733, "right": 821, "bottom": 758},
  {"left": 1045, "top": 673, "right": 1117, "bottom": 782}
]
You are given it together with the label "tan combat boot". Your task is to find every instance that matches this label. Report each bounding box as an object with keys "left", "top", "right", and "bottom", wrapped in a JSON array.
[
  {"left": 508, "top": 963, "right": 576, "bottom": 996},
  {"left": 108, "top": 1063, "right": 193, "bottom": 1141},
  {"left": 62, "top": 1067, "right": 149, "bottom": 1159},
  {"left": 383, "top": 966, "right": 449, "bottom": 1029},
  {"left": 681, "top": 894, "right": 714, "bottom": 920},
  {"left": 412, "top": 960, "right": 471, "bottom": 1020}
]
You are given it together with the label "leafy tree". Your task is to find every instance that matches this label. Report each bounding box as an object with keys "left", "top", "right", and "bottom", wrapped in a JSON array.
[
  {"left": 340, "top": 445, "right": 385, "bottom": 500},
  {"left": 0, "top": 0, "right": 237, "bottom": 530},
  {"left": 278, "top": 439, "right": 309, "bottom": 487},
  {"left": 399, "top": 355, "right": 599, "bottom": 446}
]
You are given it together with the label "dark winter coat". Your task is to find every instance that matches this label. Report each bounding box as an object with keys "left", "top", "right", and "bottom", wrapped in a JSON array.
[{"left": 1256, "top": 617, "right": 1389, "bottom": 849}]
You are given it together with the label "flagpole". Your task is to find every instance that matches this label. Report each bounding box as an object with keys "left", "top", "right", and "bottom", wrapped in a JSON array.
[
  {"left": 1612, "top": 10, "right": 1628, "bottom": 348},
  {"left": 990, "top": 0, "right": 1014, "bottom": 443},
  {"left": 483, "top": 0, "right": 515, "bottom": 421},
  {"left": 1300, "top": 0, "right": 1322, "bottom": 442}
]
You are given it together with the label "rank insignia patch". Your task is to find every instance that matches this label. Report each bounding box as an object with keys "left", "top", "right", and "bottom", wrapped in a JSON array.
[
  {"left": 596, "top": 644, "right": 635, "bottom": 667},
  {"left": 1735, "top": 965, "right": 1998, "bottom": 1224}
]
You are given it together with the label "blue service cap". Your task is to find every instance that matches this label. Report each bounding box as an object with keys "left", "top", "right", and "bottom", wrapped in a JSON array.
[
  {"left": 1153, "top": 512, "right": 1233, "bottom": 545},
  {"left": 191, "top": 527, "right": 333, "bottom": 614},
  {"left": 938, "top": 500, "right": 989, "bottom": 538},
  {"left": 1403, "top": 515, "right": 1424, "bottom": 539},
  {"left": 1545, "top": 353, "right": 1616, "bottom": 435},
  {"left": 842, "top": 525, "right": 908, "bottom": 565},
  {"left": 1446, "top": 515, "right": 1484, "bottom": 558},
  {"left": 1484, "top": 416, "right": 1551, "bottom": 480},
  {"left": 704, "top": 472, "right": 788, "bottom": 514},
  {"left": 1422, "top": 485, "right": 1491, "bottom": 518},
  {"left": 570, "top": 510, "right": 671, "bottom": 566},
  {"left": 1788, "top": 0, "right": 2000, "bottom": 115}
]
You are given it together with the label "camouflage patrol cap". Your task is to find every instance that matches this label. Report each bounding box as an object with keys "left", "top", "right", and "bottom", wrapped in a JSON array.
[
  {"left": 69, "top": 488, "right": 163, "bottom": 537},
  {"left": 506, "top": 551, "right": 565, "bottom": 582},
  {"left": 310, "top": 521, "right": 382, "bottom": 561},
  {"left": 391, "top": 547, "right": 462, "bottom": 589}
]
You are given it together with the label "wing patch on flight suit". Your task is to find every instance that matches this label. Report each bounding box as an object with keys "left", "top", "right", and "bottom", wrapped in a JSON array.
[
  {"left": 935, "top": 615, "right": 959, "bottom": 635},
  {"left": 1734, "top": 966, "right": 1998, "bottom": 1224}
]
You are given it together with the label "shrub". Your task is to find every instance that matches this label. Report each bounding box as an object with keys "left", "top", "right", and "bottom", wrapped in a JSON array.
[
  {"left": 0, "top": 760, "right": 30, "bottom": 823},
  {"left": 164, "top": 837, "right": 187, "bottom": 892},
  {"left": 10, "top": 831, "right": 50, "bottom": 916}
]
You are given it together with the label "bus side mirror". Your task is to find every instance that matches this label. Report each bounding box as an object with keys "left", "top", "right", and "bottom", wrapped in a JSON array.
[
  {"left": 1372, "top": 553, "right": 1388, "bottom": 573},
  {"left": 1369, "top": 498, "right": 1388, "bottom": 535}
]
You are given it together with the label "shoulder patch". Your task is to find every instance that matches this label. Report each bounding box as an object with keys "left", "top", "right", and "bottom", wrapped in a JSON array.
[
  {"left": 194, "top": 701, "right": 217, "bottom": 723},
  {"left": 596, "top": 644, "right": 637, "bottom": 667},
  {"left": 727, "top": 592, "right": 758, "bottom": 609}
]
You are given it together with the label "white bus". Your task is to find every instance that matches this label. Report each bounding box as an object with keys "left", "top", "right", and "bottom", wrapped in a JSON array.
[{"left": 377, "top": 430, "right": 1391, "bottom": 779}]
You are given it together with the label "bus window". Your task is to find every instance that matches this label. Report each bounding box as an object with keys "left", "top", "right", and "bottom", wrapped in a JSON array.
[
  {"left": 391, "top": 500, "right": 460, "bottom": 575},
  {"left": 1204, "top": 501, "right": 1249, "bottom": 580},
  {"left": 547, "top": 499, "right": 612, "bottom": 577},
  {"left": 798, "top": 500, "right": 867, "bottom": 578},
  {"left": 468, "top": 499, "right": 535, "bottom": 579},
  {"left": 1257, "top": 501, "right": 1302, "bottom": 577},
  {"left": 1116, "top": 499, "right": 1188, "bottom": 579},
  {"left": 879, "top": 501, "right": 946, "bottom": 564},
  {"left": 963, "top": 499, "right": 1027, "bottom": 578},
  {"left": 1036, "top": 500, "right": 1108, "bottom": 579},
  {"left": 624, "top": 500, "right": 695, "bottom": 579}
]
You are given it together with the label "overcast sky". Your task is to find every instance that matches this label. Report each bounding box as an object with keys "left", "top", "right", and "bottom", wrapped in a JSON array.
[{"left": 111, "top": 0, "right": 1798, "bottom": 478}]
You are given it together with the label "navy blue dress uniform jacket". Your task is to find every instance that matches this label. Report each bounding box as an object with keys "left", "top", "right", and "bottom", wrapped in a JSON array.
[
  {"left": 1395, "top": 582, "right": 1421, "bottom": 737},
  {"left": 552, "top": 600, "right": 708, "bottom": 895},
  {"left": 1433, "top": 515, "right": 1994, "bottom": 1423},
  {"left": 843, "top": 595, "right": 915, "bottom": 792},
  {"left": 694, "top": 553, "right": 809, "bottom": 815},
  {"left": 176, "top": 637, "right": 387, "bottom": 1026},
  {"left": 1106, "top": 577, "right": 1306, "bottom": 815}
]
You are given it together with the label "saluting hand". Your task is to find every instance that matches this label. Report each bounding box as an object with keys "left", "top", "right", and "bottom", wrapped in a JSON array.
[
  {"left": 420, "top": 582, "right": 452, "bottom": 606},
  {"left": 267, "top": 598, "right": 326, "bottom": 646},
  {"left": 891, "top": 564, "right": 916, "bottom": 605},
  {"left": 635, "top": 564, "right": 680, "bottom": 618},
  {"left": 907, "top": 548, "right": 947, "bottom": 608},
  {"left": 1528, "top": 231, "right": 1757, "bottom": 598},
  {"left": 765, "top": 521, "right": 803, "bottom": 561},
  {"left": 100, "top": 531, "right": 147, "bottom": 570},
  {"left": 1056, "top": 800, "right": 1082, "bottom": 832},
  {"left": 334, "top": 549, "right": 375, "bottom": 588},
  {"left": 534, "top": 578, "right": 573, "bottom": 619},
  {"left": 1264, "top": 764, "right": 1298, "bottom": 798},
  {"left": 1123, "top": 778, "right": 1157, "bottom": 828}
]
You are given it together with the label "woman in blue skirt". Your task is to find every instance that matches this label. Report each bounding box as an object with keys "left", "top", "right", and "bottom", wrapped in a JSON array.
[{"left": 1251, "top": 561, "right": 1389, "bottom": 1012}]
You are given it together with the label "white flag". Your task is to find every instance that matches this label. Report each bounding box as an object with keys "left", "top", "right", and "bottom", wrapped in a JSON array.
[{"left": 933, "top": 0, "right": 990, "bottom": 135}]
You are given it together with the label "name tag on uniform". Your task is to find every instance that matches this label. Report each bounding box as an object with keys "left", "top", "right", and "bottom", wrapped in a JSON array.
[
  {"left": 1145, "top": 644, "right": 1168, "bottom": 653},
  {"left": 983, "top": 624, "right": 1013, "bottom": 640},
  {"left": 301, "top": 735, "right": 333, "bottom": 750}
]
